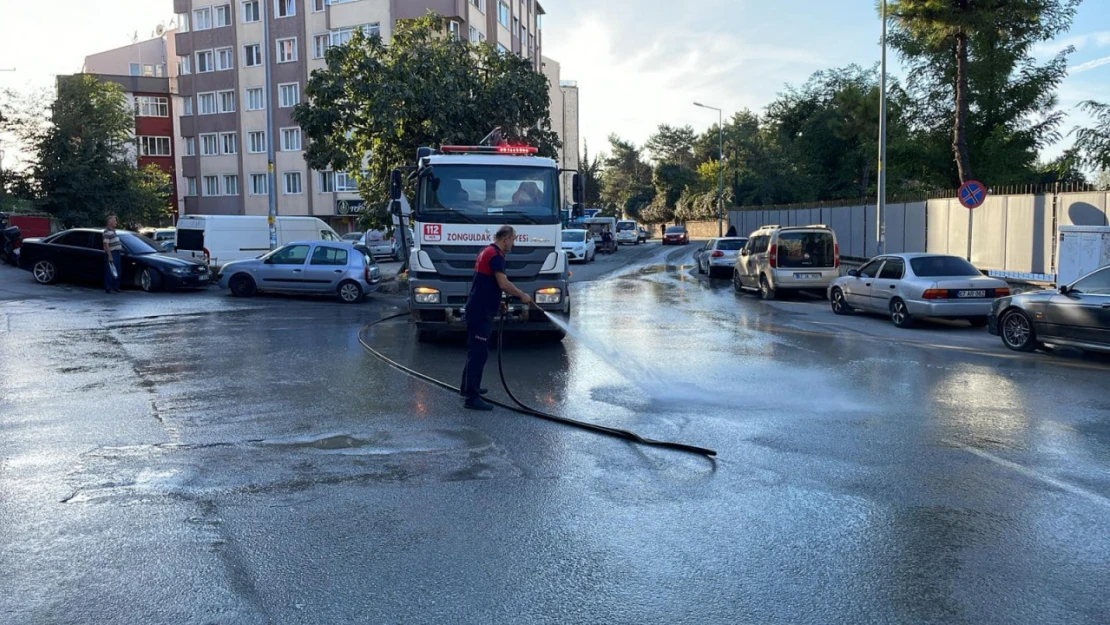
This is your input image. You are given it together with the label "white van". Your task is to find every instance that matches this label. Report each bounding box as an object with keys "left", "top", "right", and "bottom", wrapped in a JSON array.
[
  {"left": 174, "top": 215, "right": 342, "bottom": 269},
  {"left": 615, "top": 220, "right": 640, "bottom": 245},
  {"left": 733, "top": 224, "right": 840, "bottom": 300}
]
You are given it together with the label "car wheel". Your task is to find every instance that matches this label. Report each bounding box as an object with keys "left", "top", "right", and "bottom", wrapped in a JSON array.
[
  {"left": 759, "top": 275, "right": 775, "bottom": 301},
  {"left": 968, "top": 316, "right": 989, "bottom": 328},
  {"left": 697, "top": 260, "right": 705, "bottom": 274},
  {"left": 139, "top": 268, "right": 163, "bottom": 292},
  {"left": 1000, "top": 309, "right": 1039, "bottom": 352},
  {"left": 229, "top": 274, "right": 257, "bottom": 298},
  {"left": 890, "top": 298, "right": 914, "bottom": 328},
  {"left": 830, "top": 288, "right": 853, "bottom": 315},
  {"left": 32, "top": 260, "right": 58, "bottom": 285},
  {"left": 338, "top": 280, "right": 363, "bottom": 303},
  {"left": 733, "top": 270, "right": 744, "bottom": 293}
]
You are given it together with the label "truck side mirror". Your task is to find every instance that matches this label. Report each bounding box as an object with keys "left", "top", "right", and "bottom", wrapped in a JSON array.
[
  {"left": 572, "top": 173, "right": 584, "bottom": 205},
  {"left": 390, "top": 200, "right": 402, "bottom": 216},
  {"left": 389, "top": 169, "right": 403, "bottom": 201}
]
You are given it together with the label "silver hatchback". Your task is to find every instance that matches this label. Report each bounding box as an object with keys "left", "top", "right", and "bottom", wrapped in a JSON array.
[{"left": 218, "top": 241, "right": 381, "bottom": 303}]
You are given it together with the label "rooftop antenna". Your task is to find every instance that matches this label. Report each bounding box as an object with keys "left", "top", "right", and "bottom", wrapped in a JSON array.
[{"left": 480, "top": 127, "right": 502, "bottom": 146}]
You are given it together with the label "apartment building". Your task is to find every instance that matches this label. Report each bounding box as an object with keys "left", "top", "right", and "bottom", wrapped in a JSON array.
[
  {"left": 171, "top": 0, "right": 553, "bottom": 230},
  {"left": 542, "top": 56, "right": 579, "bottom": 207}
]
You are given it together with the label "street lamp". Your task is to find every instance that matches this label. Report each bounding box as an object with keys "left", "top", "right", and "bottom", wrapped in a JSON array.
[
  {"left": 694, "top": 102, "right": 724, "bottom": 237},
  {"left": 877, "top": 0, "right": 888, "bottom": 256}
]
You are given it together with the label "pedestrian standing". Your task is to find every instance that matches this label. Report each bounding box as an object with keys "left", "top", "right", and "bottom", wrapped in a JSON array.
[
  {"left": 460, "top": 225, "right": 533, "bottom": 411},
  {"left": 661, "top": 223, "right": 666, "bottom": 238},
  {"left": 102, "top": 214, "right": 123, "bottom": 294},
  {"left": 726, "top": 225, "right": 738, "bottom": 237}
]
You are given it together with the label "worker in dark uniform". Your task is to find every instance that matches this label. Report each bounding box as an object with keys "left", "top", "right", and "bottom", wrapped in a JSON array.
[{"left": 460, "top": 225, "right": 533, "bottom": 411}]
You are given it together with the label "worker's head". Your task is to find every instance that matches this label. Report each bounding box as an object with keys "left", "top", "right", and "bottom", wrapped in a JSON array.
[
  {"left": 494, "top": 225, "right": 516, "bottom": 252},
  {"left": 106, "top": 214, "right": 118, "bottom": 228}
]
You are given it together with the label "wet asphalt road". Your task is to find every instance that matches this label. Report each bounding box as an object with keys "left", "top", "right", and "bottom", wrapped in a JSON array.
[{"left": 2, "top": 243, "right": 1109, "bottom": 625}]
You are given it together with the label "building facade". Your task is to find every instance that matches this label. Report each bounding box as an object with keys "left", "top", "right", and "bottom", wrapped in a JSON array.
[
  {"left": 542, "top": 56, "right": 579, "bottom": 208},
  {"left": 170, "top": 0, "right": 554, "bottom": 230}
]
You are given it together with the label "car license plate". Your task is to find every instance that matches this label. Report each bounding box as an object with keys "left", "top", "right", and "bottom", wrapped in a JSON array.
[
  {"left": 957, "top": 290, "right": 985, "bottom": 298},
  {"left": 795, "top": 273, "right": 821, "bottom": 279}
]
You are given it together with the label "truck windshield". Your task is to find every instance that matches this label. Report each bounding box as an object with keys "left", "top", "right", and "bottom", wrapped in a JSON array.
[{"left": 418, "top": 165, "right": 559, "bottom": 224}]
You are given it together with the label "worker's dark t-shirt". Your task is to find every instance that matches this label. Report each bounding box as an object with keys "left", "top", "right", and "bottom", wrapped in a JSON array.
[{"left": 466, "top": 244, "right": 506, "bottom": 319}]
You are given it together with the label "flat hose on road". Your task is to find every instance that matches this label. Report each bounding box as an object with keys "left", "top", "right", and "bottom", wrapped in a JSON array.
[{"left": 359, "top": 312, "right": 717, "bottom": 459}]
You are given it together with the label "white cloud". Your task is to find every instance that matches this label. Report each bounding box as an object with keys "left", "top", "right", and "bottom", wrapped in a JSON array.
[{"left": 1071, "top": 55, "right": 1110, "bottom": 74}]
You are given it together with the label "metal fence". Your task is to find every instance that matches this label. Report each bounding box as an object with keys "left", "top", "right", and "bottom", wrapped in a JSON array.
[{"left": 721, "top": 190, "right": 1110, "bottom": 281}]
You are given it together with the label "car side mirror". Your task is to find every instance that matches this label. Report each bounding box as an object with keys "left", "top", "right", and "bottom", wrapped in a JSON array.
[
  {"left": 740, "top": 249, "right": 749, "bottom": 256},
  {"left": 847, "top": 269, "right": 860, "bottom": 278},
  {"left": 1058, "top": 284, "right": 1070, "bottom": 295}
]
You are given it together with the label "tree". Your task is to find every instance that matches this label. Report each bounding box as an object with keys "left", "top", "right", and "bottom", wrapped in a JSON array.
[
  {"left": 644, "top": 124, "right": 697, "bottom": 167},
  {"left": 599, "top": 134, "right": 653, "bottom": 220},
  {"left": 579, "top": 140, "right": 603, "bottom": 207},
  {"left": 887, "top": 0, "right": 1081, "bottom": 184},
  {"left": 1071, "top": 101, "right": 1110, "bottom": 172},
  {"left": 34, "top": 76, "right": 169, "bottom": 227},
  {"left": 294, "top": 14, "right": 561, "bottom": 220}
]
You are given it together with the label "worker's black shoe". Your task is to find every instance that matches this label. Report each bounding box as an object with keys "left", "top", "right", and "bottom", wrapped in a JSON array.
[
  {"left": 458, "top": 388, "right": 488, "bottom": 397},
  {"left": 464, "top": 398, "right": 494, "bottom": 411}
]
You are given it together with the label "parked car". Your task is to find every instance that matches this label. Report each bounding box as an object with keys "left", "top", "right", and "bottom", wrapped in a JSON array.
[
  {"left": 662, "top": 225, "right": 689, "bottom": 245},
  {"left": 696, "top": 237, "right": 748, "bottom": 278},
  {"left": 733, "top": 224, "right": 839, "bottom": 299},
  {"left": 616, "top": 220, "right": 640, "bottom": 245},
  {"left": 560, "top": 229, "right": 596, "bottom": 263},
  {"left": 139, "top": 227, "right": 176, "bottom": 245},
  {"left": 638, "top": 227, "right": 648, "bottom": 243},
  {"left": 391, "top": 228, "right": 415, "bottom": 261},
  {"left": 358, "top": 230, "right": 394, "bottom": 259},
  {"left": 828, "top": 254, "right": 1009, "bottom": 328},
  {"left": 173, "top": 215, "right": 343, "bottom": 270},
  {"left": 989, "top": 265, "right": 1110, "bottom": 353},
  {"left": 342, "top": 232, "right": 364, "bottom": 243},
  {"left": 217, "top": 241, "right": 381, "bottom": 303},
  {"left": 19, "top": 229, "right": 211, "bottom": 291}
]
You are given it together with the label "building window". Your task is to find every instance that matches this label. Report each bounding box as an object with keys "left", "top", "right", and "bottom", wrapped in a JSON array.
[
  {"left": 469, "top": 26, "right": 479, "bottom": 43},
  {"left": 313, "top": 34, "right": 329, "bottom": 59},
  {"left": 275, "top": 0, "right": 295, "bottom": 18},
  {"left": 198, "top": 92, "right": 217, "bottom": 115},
  {"left": 182, "top": 97, "right": 194, "bottom": 116},
  {"left": 448, "top": 21, "right": 460, "bottom": 41},
  {"left": 203, "top": 175, "right": 220, "bottom": 196},
  {"left": 318, "top": 171, "right": 335, "bottom": 193},
  {"left": 283, "top": 171, "right": 303, "bottom": 195},
  {"left": 216, "top": 47, "right": 234, "bottom": 71},
  {"left": 336, "top": 171, "right": 358, "bottom": 192},
  {"left": 200, "top": 134, "right": 219, "bottom": 156},
  {"left": 528, "top": 33, "right": 534, "bottom": 56},
  {"left": 242, "top": 0, "right": 260, "bottom": 22},
  {"left": 250, "top": 173, "right": 268, "bottom": 195},
  {"left": 496, "top": 43, "right": 508, "bottom": 55},
  {"left": 329, "top": 24, "right": 379, "bottom": 47},
  {"left": 498, "top": 2, "right": 509, "bottom": 27},
  {"left": 279, "top": 83, "right": 299, "bottom": 108},
  {"left": 223, "top": 175, "right": 240, "bottom": 195},
  {"left": 469, "top": 0, "right": 486, "bottom": 12},
  {"left": 281, "top": 127, "right": 302, "bottom": 152},
  {"left": 185, "top": 137, "right": 196, "bottom": 156},
  {"left": 248, "top": 131, "right": 267, "bottom": 153},
  {"left": 277, "top": 38, "right": 297, "bottom": 63},
  {"left": 139, "top": 136, "right": 172, "bottom": 157},
  {"left": 246, "top": 87, "right": 265, "bottom": 111},
  {"left": 129, "top": 63, "right": 141, "bottom": 76},
  {"left": 178, "top": 55, "right": 192, "bottom": 75},
  {"left": 513, "top": 16, "right": 519, "bottom": 38},
  {"left": 214, "top": 4, "right": 232, "bottom": 27},
  {"left": 312, "top": 0, "right": 325, "bottom": 11},
  {"left": 135, "top": 96, "right": 169, "bottom": 117},
  {"left": 479, "top": 31, "right": 486, "bottom": 43},
  {"left": 176, "top": 13, "right": 190, "bottom": 33},
  {"left": 196, "top": 50, "right": 214, "bottom": 73},
  {"left": 194, "top": 7, "right": 212, "bottom": 30},
  {"left": 220, "top": 132, "right": 238, "bottom": 155},
  {"left": 243, "top": 44, "right": 262, "bottom": 67},
  {"left": 186, "top": 177, "right": 198, "bottom": 196},
  {"left": 218, "top": 90, "right": 235, "bottom": 113}
]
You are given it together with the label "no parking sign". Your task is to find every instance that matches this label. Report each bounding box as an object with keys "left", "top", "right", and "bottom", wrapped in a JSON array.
[{"left": 958, "top": 180, "right": 987, "bottom": 209}]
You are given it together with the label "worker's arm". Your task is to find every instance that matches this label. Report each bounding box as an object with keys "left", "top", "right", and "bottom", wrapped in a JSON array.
[
  {"left": 495, "top": 272, "right": 533, "bottom": 305},
  {"left": 102, "top": 232, "right": 110, "bottom": 255}
]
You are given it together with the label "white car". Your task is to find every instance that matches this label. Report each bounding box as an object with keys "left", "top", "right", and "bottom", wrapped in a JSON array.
[
  {"left": 616, "top": 220, "right": 640, "bottom": 245},
  {"left": 696, "top": 237, "right": 748, "bottom": 278},
  {"left": 733, "top": 224, "right": 840, "bottom": 300},
  {"left": 359, "top": 230, "right": 394, "bottom": 259},
  {"left": 561, "top": 229, "right": 596, "bottom": 263}
]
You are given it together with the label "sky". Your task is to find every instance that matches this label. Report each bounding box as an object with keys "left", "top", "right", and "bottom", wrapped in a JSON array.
[{"left": 1, "top": 0, "right": 1109, "bottom": 169}]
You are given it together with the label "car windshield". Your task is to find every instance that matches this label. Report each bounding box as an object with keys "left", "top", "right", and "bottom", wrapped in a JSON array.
[
  {"left": 718, "top": 239, "right": 746, "bottom": 251},
  {"left": 617, "top": 221, "right": 636, "bottom": 231},
  {"left": 776, "top": 231, "right": 835, "bottom": 268},
  {"left": 563, "top": 230, "right": 585, "bottom": 242},
  {"left": 666, "top": 226, "right": 685, "bottom": 234},
  {"left": 910, "top": 256, "right": 981, "bottom": 277},
  {"left": 120, "top": 233, "right": 161, "bottom": 255},
  {"left": 417, "top": 164, "right": 559, "bottom": 225}
]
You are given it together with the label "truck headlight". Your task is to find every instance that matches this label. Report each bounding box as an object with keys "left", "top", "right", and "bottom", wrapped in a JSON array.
[
  {"left": 534, "top": 287, "right": 562, "bottom": 304},
  {"left": 413, "top": 287, "right": 440, "bottom": 304}
]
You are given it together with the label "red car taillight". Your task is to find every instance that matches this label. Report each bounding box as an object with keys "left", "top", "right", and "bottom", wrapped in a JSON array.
[
  {"left": 711, "top": 250, "right": 724, "bottom": 258},
  {"left": 364, "top": 265, "right": 370, "bottom": 282},
  {"left": 768, "top": 244, "right": 778, "bottom": 268},
  {"left": 922, "top": 289, "right": 948, "bottom": 300},
  {"left": 995, "top": 288, "right": 1011, "bottom": 297},
  {"left": 834, "top": 243, "right": 840, "bottom": 268}
]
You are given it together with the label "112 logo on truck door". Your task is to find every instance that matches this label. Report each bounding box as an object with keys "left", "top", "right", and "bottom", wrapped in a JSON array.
[{"left": 423, "top": 224, "right": 442, "bottom": 242}]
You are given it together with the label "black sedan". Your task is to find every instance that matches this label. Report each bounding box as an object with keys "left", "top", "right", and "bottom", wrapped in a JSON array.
[
  {"left": 19, "top": 228, "right": 212, "bottom": 291},
  {"left": 989, "top": 265, "right": 1110, "bottom": 353}
]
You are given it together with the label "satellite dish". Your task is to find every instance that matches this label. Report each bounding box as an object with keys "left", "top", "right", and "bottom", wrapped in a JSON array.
[{"left": 155, "top": 24, "right": 165, "bottom": 36}]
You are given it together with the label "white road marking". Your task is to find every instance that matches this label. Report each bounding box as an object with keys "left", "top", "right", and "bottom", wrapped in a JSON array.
[{"left": 946, "top": 440, "right": 1110, "bottom": 509}]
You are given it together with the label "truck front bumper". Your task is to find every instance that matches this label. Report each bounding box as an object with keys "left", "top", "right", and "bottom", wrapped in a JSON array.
[{"left": 409, "top": 276, "right": 569, "bottom": 333}]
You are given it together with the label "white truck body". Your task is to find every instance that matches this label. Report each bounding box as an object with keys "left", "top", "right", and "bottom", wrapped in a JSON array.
[
  {"left": 174, "top": 215, "right": 342, "bottom": 269},
  {"left": 1056, "top": 226, "right": 1110, "bottom": 286}
]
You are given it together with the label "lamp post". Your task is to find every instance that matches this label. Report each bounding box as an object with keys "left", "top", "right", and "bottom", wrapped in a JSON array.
[
  {"left": 694, "top": 102, "right": 724, "bottom": 237},
  {"left": 877, "top": 0, "right": 888, "bottom": 256},
  {"left": 261, "top": 3, "right": 277, "bottom": 249}
]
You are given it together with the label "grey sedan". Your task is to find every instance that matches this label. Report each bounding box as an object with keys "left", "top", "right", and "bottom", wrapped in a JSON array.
[
  {"left": 828, "top": 254, "right": 1010, "bottom": 328},
  {"left": 218, "top": 241, "right": 381, "bottom": 303},
  {"left": 989, "top": 265, "right": 1110, "bottom": 353}
]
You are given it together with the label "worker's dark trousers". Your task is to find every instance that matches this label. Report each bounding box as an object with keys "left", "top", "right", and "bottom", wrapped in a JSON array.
[{"left": 461, "top": 313, "right": 494, "bottom": 401}]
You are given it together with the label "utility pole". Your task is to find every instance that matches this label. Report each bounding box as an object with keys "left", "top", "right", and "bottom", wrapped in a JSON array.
[
  {"left": 261, "top": 3, "right": 278, "bottom": 249},
  {"left": 694, "top": 102, "right": 724, "bottom": 237},
  {"left": 877, "top": 0, "right": 888, "bottom": 256}
]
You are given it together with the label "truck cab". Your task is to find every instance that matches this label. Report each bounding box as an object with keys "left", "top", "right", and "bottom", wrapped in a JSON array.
[{"left": 394, "top": 144, "right": 582, "bottom": 341}]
